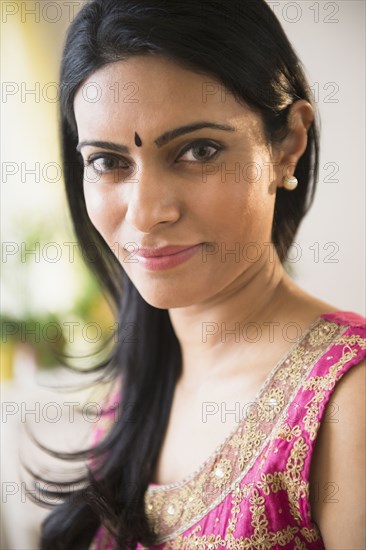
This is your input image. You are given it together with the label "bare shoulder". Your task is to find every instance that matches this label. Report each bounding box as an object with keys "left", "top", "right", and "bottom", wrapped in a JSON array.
[
  {"left": 309, "top": 358, "right": 366, "bottom": 549},
  {"left": 279, "top": 274, "right": 342, "bottom": 323}
]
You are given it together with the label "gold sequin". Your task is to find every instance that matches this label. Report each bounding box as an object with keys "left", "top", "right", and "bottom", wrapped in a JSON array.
[
  {"left": 89, "top": 317, "right": 366, "bottom": 549},
  {"left": 143, "top": 318, "right": 358, "bottom": 545}
]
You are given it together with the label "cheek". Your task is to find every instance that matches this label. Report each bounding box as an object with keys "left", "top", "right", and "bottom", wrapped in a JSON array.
[
  {"left": 205, "top": 170, "right": 275, "bottom": 242},
  {"left": 83, "top": 184, "right": 124, "bottom": 242},
  {"left": 196, "top": 180, "right": 274, "bottom": 234}
]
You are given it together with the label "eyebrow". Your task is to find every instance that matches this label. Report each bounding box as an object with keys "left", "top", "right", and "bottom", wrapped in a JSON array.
[
  {"left": 76, "top": 121, "right": 236, "bottom": 153},
  {"left": 154, "top": 121, "right": 236, "bottom": 147},
  {"left": 76, "top": 140, "right": 129, "bottom": 154}
]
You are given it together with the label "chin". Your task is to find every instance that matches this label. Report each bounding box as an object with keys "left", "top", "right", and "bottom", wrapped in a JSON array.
[
  {"left": 139, "top": 292, "right": 197, "bottom": 310},
  {"left": 132, "top": 280, "right": 203, "bottom": 310}
]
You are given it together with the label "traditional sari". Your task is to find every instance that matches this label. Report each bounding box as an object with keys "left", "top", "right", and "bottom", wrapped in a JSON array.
[{"left": 89, "top": 310, "right": 366, "bottom": 549}]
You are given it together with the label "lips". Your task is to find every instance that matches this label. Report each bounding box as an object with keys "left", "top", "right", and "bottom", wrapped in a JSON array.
[
  {"left": 124, "top": 243, "right": 203, "bottom": 271},
  {"left": 134, "top": 244, "right": 201, "bottom": 258}
]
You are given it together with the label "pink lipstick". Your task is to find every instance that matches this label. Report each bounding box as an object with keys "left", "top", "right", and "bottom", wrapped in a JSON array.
[{"left": 135, "top": 244, "right": 202, "bottom": 270}]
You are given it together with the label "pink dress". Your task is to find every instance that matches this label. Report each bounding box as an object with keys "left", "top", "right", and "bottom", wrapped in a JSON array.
[{"left": 89, "top": 310, "right": 366, "bottom": 549}]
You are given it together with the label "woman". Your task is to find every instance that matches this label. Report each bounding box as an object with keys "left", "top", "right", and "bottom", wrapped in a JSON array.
[{"left": 38, "top": 0, "right": 365, "bottom": 548}]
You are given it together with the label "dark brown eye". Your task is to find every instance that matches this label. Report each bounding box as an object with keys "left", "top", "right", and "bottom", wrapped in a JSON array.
[
  {"left": 177, "top": 140, "right": 221, "bottom": 162},
  {"left": 85, "top": 154, "right": 129, "bottom": 174}
]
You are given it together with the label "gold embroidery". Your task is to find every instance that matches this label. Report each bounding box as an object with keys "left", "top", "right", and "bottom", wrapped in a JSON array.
[
  {"left": 308, "top": 322, "right": 338, "bottom": 346},
  {"left": 294, "top": 537, "right": 307, "bottom": 550},
  {"left": 300, "top": 526, "right": 322, "bottom": 543},
  {"left": 336, "top": 334, "right": 366, "bottom": 350},
  {"left": 145, "top": 318, "right": 347, "bottom": 543},
  {"left": 271, "top": 525, "right": 300, "bottom": 547},
  {"left": 257, "top": 387, "right": 285, "bottom": 422},
  {"left": 257, "top": 471, "right": 286, "bottom": 496},
  {"left": 210, "top": 457, "right": 232, "bottom": 489},
  {"left": 90, "top": 317, "right": 365, "bottom": 549},
  {"left": 285, "top": 438, "right": 309, "bottom": 523},
  {"left": 232, "top": 427, "right": 267, "bottom": 470},
  {"left": 160, "top": 437, "right": 322, "bottom": 549},
  {"left": 274, "top": 346, "right": 322, "bottom": 387},
  {"left": 275, "top": 422, "right": 301, "bottom": 442},
  {"left": 242, "top": 437, "right": 311, "bottom": 537},
  {"left": 303, "top": 348, "right": 358, "bottom": 440}
]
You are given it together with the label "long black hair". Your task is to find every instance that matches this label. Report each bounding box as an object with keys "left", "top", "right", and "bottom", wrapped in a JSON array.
[{"left": 34, "top": 0, "right": 319, "bottom": 548}]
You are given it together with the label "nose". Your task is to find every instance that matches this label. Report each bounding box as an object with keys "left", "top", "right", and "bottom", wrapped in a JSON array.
[{"left": 124, "top": 165, "right": 181, "bottom": 232}]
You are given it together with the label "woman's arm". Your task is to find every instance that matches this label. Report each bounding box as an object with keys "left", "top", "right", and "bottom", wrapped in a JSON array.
[{"left": 309, "top": 358, "right": 366, "bottom": 548}]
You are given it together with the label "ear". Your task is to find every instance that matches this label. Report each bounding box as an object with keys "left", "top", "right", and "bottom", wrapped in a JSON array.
[{"left": 273, "top": 99, "right": 315, "bottom": 187}]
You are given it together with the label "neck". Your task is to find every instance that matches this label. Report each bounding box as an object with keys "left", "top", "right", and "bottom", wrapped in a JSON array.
[{"left": 168, "top": 248, "right": 291, "bottom": 388}]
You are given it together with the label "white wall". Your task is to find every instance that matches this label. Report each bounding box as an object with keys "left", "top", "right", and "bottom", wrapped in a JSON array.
[{"left": 265, "top": 1, "right": 365, "bottom": 315}]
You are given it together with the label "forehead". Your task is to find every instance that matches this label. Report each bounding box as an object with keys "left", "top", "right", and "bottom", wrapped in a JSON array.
[{"left": 73, "top": 55, "right": 263, "bottom": 140}]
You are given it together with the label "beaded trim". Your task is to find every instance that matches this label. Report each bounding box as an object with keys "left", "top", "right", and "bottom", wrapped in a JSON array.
[
  {"left": 147, "top": 316, "right": 323, "bottom": 493},
  {"left": 144, "top": 317, "right": 346, "bottom": 543}
]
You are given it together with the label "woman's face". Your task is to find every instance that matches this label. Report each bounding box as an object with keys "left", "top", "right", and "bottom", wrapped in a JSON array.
[{"left": 74, "top": 55, "right": 285, "bottom": 309}]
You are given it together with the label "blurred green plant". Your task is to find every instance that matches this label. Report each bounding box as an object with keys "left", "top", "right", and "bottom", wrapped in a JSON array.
[{"left": 1, "top": 220, "right": 114, "bottom": 377}]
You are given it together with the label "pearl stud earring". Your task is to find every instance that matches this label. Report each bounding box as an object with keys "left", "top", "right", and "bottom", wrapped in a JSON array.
[{"left": 282, "top": 176, "right": 298, "bottom": 191}]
